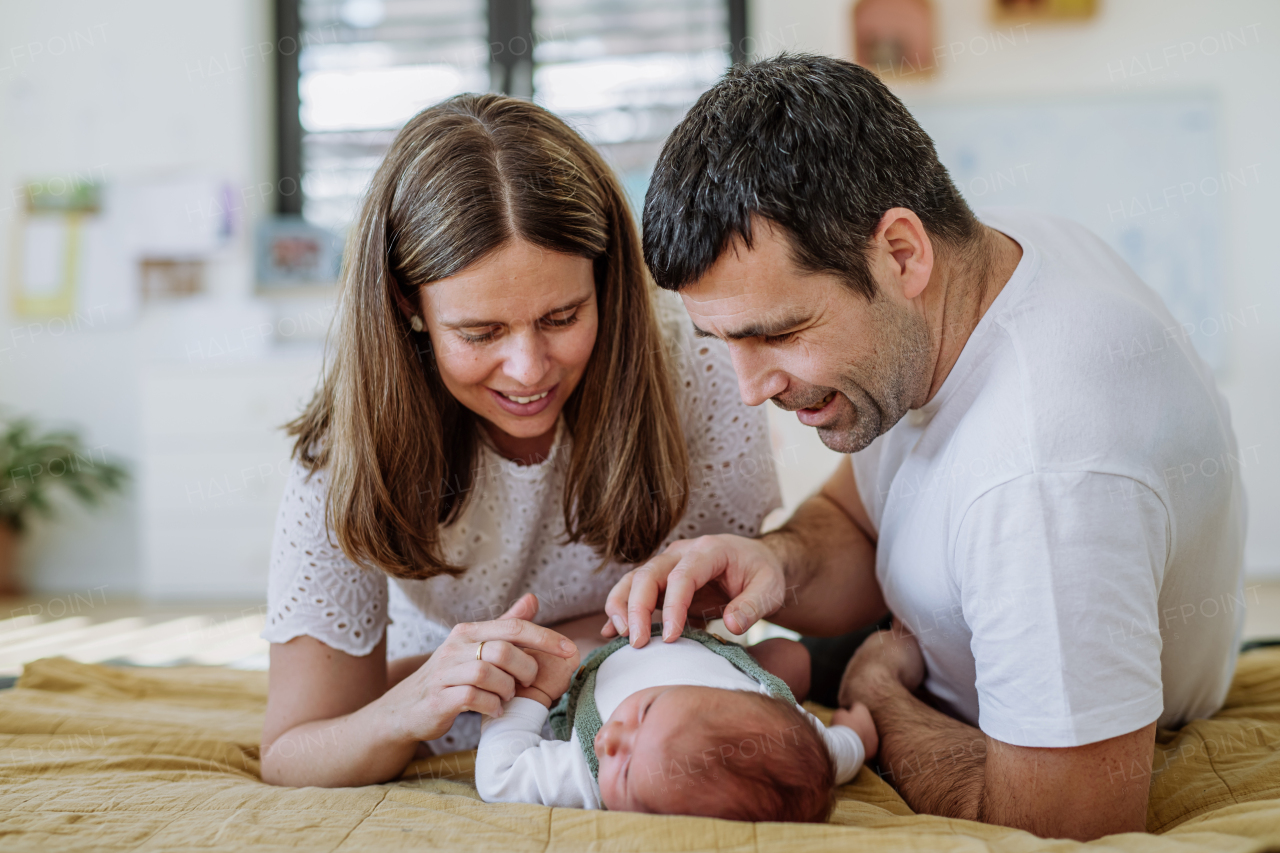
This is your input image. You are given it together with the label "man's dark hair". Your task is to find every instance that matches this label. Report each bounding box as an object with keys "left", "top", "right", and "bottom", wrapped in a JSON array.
[{"left": 642, "top": 53, "right": 980, "bottom": 299}]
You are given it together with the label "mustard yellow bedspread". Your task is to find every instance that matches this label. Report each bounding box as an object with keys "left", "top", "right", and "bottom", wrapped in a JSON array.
[{"left": 1, "top": 652, "right": 1278, "bottom": 852}]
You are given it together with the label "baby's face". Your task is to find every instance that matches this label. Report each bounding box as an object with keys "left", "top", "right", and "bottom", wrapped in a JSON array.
[{"left": 593, "top": 685, "right": 733, "bottom": 814}]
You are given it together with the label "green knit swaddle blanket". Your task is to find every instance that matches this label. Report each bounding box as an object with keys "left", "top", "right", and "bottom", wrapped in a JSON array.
[{"left": 548, "top": 624, "right": 796, "bottom": 781}]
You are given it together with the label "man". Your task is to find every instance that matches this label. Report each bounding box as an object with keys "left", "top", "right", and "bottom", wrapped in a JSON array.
[{"left": 601, "top": 54, "right": 1246, "bottom": 841}]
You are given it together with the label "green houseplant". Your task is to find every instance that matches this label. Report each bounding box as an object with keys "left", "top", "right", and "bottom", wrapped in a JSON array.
[{"left": 0, "top": 417, "right": 129, "bottom": 596}]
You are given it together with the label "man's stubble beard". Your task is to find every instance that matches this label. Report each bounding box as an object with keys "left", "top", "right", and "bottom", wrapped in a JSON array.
[{"left": 816, "top": 300, "right": 933, "bottom": 455}]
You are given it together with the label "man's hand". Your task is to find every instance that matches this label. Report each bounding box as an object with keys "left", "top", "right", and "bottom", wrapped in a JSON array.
[
  {"left": 600, "top": 460, "right": 887, "bottom": 646},
  {"left": 840, "top": 623, "right": 1154, "bottom": 841},
  {"left": 601, "top": 534, "right": 789, "bottom": 648},
  {"left": 838, "top": 624, "right": 925, "bottom": 708}
]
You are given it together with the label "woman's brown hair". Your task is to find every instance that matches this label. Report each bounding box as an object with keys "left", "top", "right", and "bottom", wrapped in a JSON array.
[{"left": 288, "top": 94, "right": 690, "bottom": 580}]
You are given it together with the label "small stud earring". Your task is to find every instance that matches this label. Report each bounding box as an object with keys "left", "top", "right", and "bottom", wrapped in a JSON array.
[{"left": 410, "top": 315, "right": 424, "bottom": 332}]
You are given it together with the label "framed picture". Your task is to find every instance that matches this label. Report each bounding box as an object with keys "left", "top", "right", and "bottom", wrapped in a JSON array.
[
  {"left": 853, "top": 0, "right": 937, "bottom": 81},
  {"left": 254, "top": 216, "right": 342, "bottom": 292},
  {"left": 991, "top": 0, "right": 1099, "bottom": 22}
]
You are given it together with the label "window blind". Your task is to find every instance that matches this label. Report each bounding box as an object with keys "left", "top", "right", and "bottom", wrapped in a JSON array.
[
  {"left": 287, "top": 0, "right": 737, "bottom": 231},
  {"left": 296, "top": 0, "right": 489, "bottom": 231},
  {"left": 532, "top": 0, "right": 733, "bottom": 205}
]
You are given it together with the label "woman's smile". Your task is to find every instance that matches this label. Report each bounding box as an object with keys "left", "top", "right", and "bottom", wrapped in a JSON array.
[
  {"left": 487, "top": 384, "right": 558, "bottom": 417},
  {"left": 418, "top": 240, "right": 599, "bottom": 463}
]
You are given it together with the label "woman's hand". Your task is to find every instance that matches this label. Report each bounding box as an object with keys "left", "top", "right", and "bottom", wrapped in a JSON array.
[
  {"left": 601, "top": 534, "right": 789, "bottom": 648},
  {"left": 514, "top": 646, "right": 580, "bottom": 707},
  {"left": 375, "top": 603, "right": 577, "bottom": 743},
  {"left": 504, "top": 594, "right": 582, "bottom": 707}
]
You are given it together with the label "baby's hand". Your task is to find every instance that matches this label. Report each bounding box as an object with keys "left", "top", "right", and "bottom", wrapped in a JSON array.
[
  {"left": 514, "top": 644, "right": 581, "bottom": 708},
  {"left": 832, "top": 701, "right": 879, "bottom": 761}
]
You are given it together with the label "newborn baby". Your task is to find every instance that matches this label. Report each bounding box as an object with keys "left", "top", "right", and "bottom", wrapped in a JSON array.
[{"left": 476, "top": 627, "right": 876, "bottom": 822}]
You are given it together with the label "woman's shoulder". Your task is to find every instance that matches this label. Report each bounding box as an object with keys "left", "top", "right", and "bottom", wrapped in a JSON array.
[{"left": 261, "top": 456, "right": 390, "bottom": 656}]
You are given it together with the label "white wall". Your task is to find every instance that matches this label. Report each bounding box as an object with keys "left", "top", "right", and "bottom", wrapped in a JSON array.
[
  {"left": 0, "top": 0, "right": 277, "bottom": 595},
  {"left": 751, "top": 0, "right": 1280, "bottom": 577},
  {"left": 0, "top": 0, "right": 1275, "bottom": 596}
]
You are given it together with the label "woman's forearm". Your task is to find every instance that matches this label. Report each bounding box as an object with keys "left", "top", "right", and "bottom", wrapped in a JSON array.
[
  {"left": 260, "top": 696, "right": 418, "bottom": 788},
  {"left": 262, "top": 601, "right": 577, "bottom": 788}
]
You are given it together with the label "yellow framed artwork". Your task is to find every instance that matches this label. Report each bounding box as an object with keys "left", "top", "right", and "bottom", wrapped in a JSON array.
[{"left": 991, "top": 0, "right": 1099, "bottom": 22}]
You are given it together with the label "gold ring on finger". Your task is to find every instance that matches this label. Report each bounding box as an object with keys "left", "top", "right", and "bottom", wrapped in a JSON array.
[{"left": 476, "top": 641, "right": 486, "bottom": 661}]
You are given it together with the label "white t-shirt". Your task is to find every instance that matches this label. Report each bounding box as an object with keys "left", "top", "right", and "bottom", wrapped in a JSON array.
[
  {"left": 262, "top": 290, "right": 780, "bottom": 633},
  {"left": 852, "top": 208, "right": 1246, "bottom": 749},
  {"left": 475, "top": 637, "right": 865, "bottom": 809}
]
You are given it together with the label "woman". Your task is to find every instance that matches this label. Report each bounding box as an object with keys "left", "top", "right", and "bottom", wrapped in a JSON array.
[{"left": 260, "top": 94, "right": 780, "bottom": 787}]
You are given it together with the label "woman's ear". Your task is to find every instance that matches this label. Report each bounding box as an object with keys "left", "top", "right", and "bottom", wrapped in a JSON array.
[
  {"left": 392, "top": 283, "right": 422, "bottom": 326},
  {"left": 873, "top": 208, "right": 934, "bottom": 302}
]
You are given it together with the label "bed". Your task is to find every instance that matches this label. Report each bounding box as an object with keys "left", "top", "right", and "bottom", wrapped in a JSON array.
[{"left": 1, "top": 651, "right": 1278, "bottom": 852}]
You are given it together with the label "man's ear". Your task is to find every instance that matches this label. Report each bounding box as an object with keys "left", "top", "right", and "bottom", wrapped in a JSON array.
[{"left": 872, "top": 208, "right": 933, "bottom": 302}]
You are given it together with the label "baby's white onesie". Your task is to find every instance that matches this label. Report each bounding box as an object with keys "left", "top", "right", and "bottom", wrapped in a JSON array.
[{"left": 475, "top": 636, "right": 866, "bottom": 808}]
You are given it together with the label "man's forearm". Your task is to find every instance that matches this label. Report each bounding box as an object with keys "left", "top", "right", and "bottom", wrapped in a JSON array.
[
  {"left": 853, "top": 666, "right": 986, "bottom": 821},
  {"left": 846, "top": 642, "right": 1155, "bottom": 840},
  {"left": 761, "top": 492, "right": 886, "bottom": 636}
]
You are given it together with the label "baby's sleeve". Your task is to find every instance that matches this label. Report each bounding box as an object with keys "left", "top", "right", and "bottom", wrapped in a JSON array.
[
  {"left": 798, "top": 705, "right": 866, "bottom": 786},
  {"left": 475, "top": 697, "right": 602, "bottom": 809}
]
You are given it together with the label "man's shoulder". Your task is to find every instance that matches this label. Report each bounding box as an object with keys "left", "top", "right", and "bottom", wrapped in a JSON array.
[
  {"left": 986, "top": 212, "right": 1211, "bottom": 397},
  {"left": 946, "top": 211, "right": 1231, "bottom": 487},
  {"left": 980, "top": 208, "right": 1178, "bottom": 354}
]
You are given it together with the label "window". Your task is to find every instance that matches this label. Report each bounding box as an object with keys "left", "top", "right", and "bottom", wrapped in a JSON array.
[
  {"left": 275, "top": 0, "right": 745, "bottom": 232},
  {"left": 533, "top": 0, "right": 739, "bottom": 207},
  {"left": 280, "top": 0, "right": 490, "bottom": 232}
]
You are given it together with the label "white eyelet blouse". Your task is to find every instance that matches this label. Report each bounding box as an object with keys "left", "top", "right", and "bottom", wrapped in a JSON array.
[{"left": 262, "top": 291, "right": 782, "bottom": 662}]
